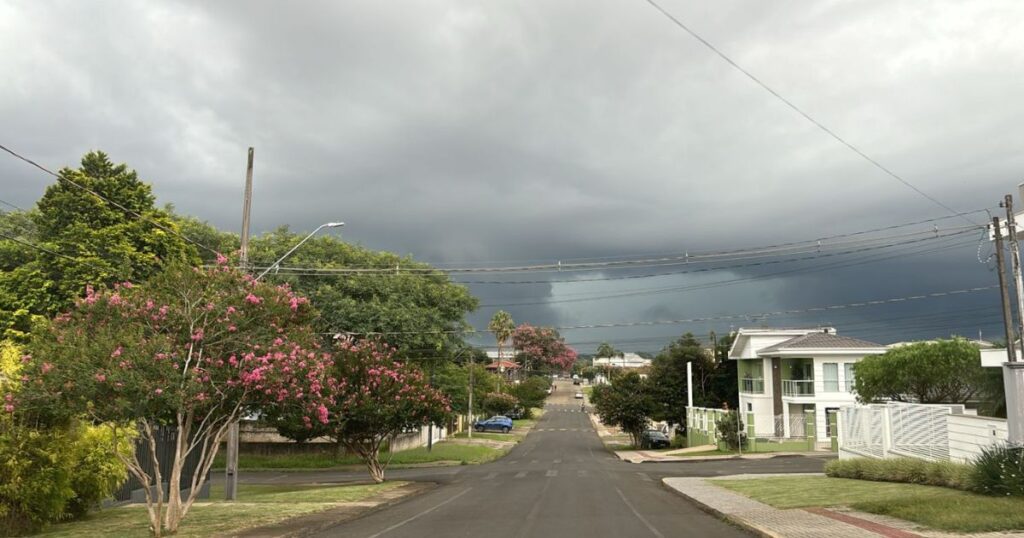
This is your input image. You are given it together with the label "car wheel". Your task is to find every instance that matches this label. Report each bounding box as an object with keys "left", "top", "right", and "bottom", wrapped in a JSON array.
[
  {"left": 501, "top": 426, "right": 510, "bottom": 434},
  {"left": 475, "top": 426, "right": 484, "bottom": 432}
]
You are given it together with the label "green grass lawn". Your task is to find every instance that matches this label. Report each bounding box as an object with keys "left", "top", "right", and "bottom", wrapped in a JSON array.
[
  {"left": 217, "top": 442, "right": 508, "bottom": 470},
  {"left": 713, "top": 476, "right": 1024, "bottom": 533},
  {"left": 38, "top": 482, "right": 404, "bottom": 538}
]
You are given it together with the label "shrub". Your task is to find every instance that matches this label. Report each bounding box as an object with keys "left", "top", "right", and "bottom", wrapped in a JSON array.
[
  {"left": 0, "top": 426, "right": 75, "bottom": 535},
  {"left": 715, "top": 411, "right": 745, "bottom": 450},
  {"left": 481, "top": 392, "right": 518, "bottom": 416},
  {"left": 971, "top": 444, "right": 1024, "bottom": 497},
  {"left": 64, "top": 425, "right": 134, "bottom": 518},
  {"left": 825, "top": 457, "right": 973, "bottom": 490},
  {"left": 670, "top": 434, "right": 687, "bottom": 449}
]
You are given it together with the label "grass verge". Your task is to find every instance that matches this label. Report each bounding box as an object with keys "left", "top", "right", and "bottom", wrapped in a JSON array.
[
  {"left": 713, "top": 475, "right": 1024, "bottom": 533},
  {"left": 38, "top": 482, "right": 405, "bottom": 538},
  {"left": 216, "top": 442, "right": 508, "bottom": 470}
]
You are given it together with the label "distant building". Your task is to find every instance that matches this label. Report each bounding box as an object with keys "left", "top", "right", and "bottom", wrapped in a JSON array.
[{"left": 593, "top": 352, "right": 651, "bottom": 369}]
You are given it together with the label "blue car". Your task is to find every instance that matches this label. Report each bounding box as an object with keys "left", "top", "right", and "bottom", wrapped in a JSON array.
[{"left": 474, "top": 416, "right": 514, "bottom": 433}]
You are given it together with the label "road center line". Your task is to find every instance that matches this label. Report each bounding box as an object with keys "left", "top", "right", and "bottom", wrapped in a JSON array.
[
  {"left": 615, "top": 487, "right": 665, "bottom": 538},
  {"left": 366, "top": 487, "right": 472, "bottom": 538}
]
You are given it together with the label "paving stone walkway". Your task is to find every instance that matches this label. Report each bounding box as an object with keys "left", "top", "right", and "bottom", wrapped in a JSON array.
[{"left": 662, "top": 474, "right": 1024, "bottom": 538}]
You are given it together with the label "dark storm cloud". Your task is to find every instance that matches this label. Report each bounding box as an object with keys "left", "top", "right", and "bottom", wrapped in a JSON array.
[{"left": 2, "top": 0, "right": 1023, "bottom": 352}]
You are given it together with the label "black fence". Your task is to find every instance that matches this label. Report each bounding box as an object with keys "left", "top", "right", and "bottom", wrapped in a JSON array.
[{"left": 111, "top": 427, "right": 209, "bottom": 503}]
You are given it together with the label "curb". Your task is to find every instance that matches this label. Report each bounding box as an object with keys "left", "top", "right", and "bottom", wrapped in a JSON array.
[
  {"left": 620, "top": 452, "right": 836, "bottom": 464},
  {"left": 659, "top": 479, "right": 775, "bottom": 538},
  {"left": 236, "top": 481, "right": 436, "bottom": 538}
]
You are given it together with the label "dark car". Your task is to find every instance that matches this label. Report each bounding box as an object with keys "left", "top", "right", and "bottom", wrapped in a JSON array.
[
  {"left": 640, "top": 429, "right": 671, "bottom": 449},
  {"left": 503, "top": 407, "right": 526, "bottom": 420},
  {"left": 474, "top": 416, "right": 514, "bottom": 433}
]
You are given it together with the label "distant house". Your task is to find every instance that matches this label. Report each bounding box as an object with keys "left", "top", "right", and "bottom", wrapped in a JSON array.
[
  {"left": 592, "top": 353, "right": 651, "bottom": 369},
  {"left": 729, "top": 327, "right": 886, "bottom": 441}
]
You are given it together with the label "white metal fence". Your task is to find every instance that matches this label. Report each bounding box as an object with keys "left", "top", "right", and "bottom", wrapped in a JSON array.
[{"left": 837, "top": 402, "right": 1004, "bottom": 463}]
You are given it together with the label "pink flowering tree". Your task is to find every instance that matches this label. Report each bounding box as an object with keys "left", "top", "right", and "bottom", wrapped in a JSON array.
[
  {"left": 8, "top": 262, "right": 333, "bottom": 536},
  {"left": 280, "top": 337, "right": 450, "bottom": 483},
  {"left": 511, "top": 324, "right": 578, "bottom": 372}
]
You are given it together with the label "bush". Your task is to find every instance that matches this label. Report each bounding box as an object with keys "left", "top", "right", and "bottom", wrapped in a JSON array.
[
  {"left": 971, "top": 444, "right": 1024, "bottom": 497},
  {"left": 0, "top": 422, "right": 133, "bottom": 535},
  {"left": 825, "top": 457, "right": 973, "bottom": 490},
  {"left": 481, "top": 392, "right": 518, "bottom": 416},
  {"left": 670, "top": 434, "right": 687, "bottom": 449},
  {"left": 715, "top": 411, "right": 745, "bottom": 450}
]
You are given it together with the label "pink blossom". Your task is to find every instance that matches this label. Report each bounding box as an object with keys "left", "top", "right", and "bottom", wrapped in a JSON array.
[
  {"left": 317, "top": 404, "right": 329, "bottom": 423},
  {"left": 215, "top": 252, "right": 229, "bottom": 265},
  {"left": 111, "top": 346, "right": 123, "bottom": 358},
  {"left": 245, "top": 293, "right": 262, "bottom": 304},
  {"left": 3, "top": 404, "right": 13, "bottom": 413},
  {"left": 41, "top": 362, "right": 53, "bottom": 374},
  {"left": 154, "top": 388, "right": 163, "bottom": 395},
  {"left": 94, "top": 373, "right": 106, "bottom": 382},
  {"left": 289, "top": 297, "right": 300, "bottom": 311},
  {"left": 226, "top": 306, "right": 237, "bottom": 314},
  {"left": 121, "top": 281, "right": 134, "bottom": 289},
  {"left": 228, "top": 325, "right": 237, "bottom": 332}
]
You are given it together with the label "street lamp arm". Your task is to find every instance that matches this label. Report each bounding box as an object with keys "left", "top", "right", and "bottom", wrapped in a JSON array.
[{"left": 255, "top": 222, "right": 343, "bottom": 281}]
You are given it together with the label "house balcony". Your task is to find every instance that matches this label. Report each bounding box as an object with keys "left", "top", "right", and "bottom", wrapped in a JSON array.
[
  {"left": 782, "top": 379, "right": 814, "bottom": 397},
  {"left": 741, "top": 378, "right": 765, "bottom": 394}
]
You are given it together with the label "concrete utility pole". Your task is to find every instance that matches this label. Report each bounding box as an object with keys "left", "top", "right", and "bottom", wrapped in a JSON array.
[
  {"left": 992, "top": 215, "right": 1016, "bottom": 362},
  {"left": 1005, "top": 195, "right": 1024, "bottom": 343},
  {"left": 226, "top": 147, "right": 254, "bottom": 501},
  {"left": 468, "top": 352, "right": 474, "bottom": 440}
]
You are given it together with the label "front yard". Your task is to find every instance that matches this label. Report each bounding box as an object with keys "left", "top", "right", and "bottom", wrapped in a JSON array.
[
  {"left": 37, "top": 483, "right": 406, "bottom": 538},
  {"left": 714, "top": 475, "right": 1024, "bottom": 533},
  {"left": 216, "top": 442, "right": 508, "bottom": 470}
]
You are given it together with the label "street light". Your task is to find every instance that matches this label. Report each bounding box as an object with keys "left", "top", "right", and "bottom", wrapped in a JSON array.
[{"left": 255, "top": 222, "right": 344, "bottom": 280}]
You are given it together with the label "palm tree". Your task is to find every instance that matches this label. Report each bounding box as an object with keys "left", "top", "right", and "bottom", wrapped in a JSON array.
[{"left": 488, "top": 310, "right": 515, "bottom": 391}]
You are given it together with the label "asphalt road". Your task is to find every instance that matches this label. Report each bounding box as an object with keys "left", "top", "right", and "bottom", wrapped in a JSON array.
[{"left": 248, "top": 381, "right": 829, "bottom": 537}]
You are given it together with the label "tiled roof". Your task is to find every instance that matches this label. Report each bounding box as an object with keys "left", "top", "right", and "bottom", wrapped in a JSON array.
[{"left": 757, "top": 332, "right": 883, "bottom": 354}]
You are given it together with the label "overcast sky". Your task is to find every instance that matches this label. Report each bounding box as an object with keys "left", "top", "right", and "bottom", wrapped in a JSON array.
[{"left": 3, "top": 0, "right": 1023, "bottom": 352}]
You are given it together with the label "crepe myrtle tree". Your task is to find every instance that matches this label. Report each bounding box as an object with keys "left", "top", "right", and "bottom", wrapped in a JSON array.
[
  {"left": 511, "top": 324, "right": 578, "bottom": 371},
  {"left": 275, "top": 337, "right": 450, "bottom": 483},
  {"left": 6, "top": 261, "right": 334, "bottom": 537}
]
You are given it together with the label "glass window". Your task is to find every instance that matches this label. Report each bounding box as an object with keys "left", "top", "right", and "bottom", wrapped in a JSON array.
[
  {"left": 823, "top": 363, "right": 839, "bottom": 392},
  {"left": 844, "top": 363, "right": 855, "bottom": 392}
]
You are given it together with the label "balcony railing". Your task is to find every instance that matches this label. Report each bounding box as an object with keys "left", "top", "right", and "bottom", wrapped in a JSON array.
[
  {"left": 741, "top": 378, "right": 765, "bottom": 394},
  {"left": 782, "top": 379, "right": 814, "bottom": 397}
]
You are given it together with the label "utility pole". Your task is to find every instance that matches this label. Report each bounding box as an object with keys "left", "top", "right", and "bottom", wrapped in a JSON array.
[
  {"left": 1005, "top": 195, "right": 1024, "bottom": 343},
  {"left": 993, "top": 216, "right": 1017, "bottom": 362},
  {"left": 427, "top": 359, "right": 436, "bottom": 452},
  {"left": 468, "top": 352, "right": 474, "bottom": 440},
  {"left": 225, "top": 147, "right": 254, "bottom": 501}
]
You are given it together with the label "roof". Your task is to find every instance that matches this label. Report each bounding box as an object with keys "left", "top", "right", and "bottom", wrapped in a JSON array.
[
  {"left": 757, "top": 332, "right": 883, "bottom": 355},
  {"left": 484, "top": 360, "right": 520, "bottom": 370}
]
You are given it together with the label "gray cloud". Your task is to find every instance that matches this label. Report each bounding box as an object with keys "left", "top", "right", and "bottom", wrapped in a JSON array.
[{"left": 2, "top": 0, "right": 1021, "bottom": 352}]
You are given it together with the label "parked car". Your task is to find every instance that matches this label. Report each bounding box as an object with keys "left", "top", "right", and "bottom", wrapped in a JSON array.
[
  {"left": 503, "top": 407, "right": 525, "bottom": 420},
  {"left": 574, "top": 391, "right": 584, "bottom": 399},
  {"left": 474, "top": 416, "right": 514, "bottom": 433},
  {"left": 572, "top": 379, "right": 581, "bottom": 385},
  {"left": 640, "top": 429, "right": 671, "bottom": 449}
]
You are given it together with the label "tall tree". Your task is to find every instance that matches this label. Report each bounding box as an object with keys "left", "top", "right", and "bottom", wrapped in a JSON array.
[
  {"left": 10, "top": 262, "right": 332, "bottom": 536},
  {"left": 511, "top": 324, "right": 578, "bottom": 371},
  {"left": 488, "top": 310, "right": 515, "bottom": 375},
  {"left": 248, "top": 228, "right": 478, "bottom": 360},
  {"left": 595, "top": 342, "right": 622, "bottom": 359},
  {"left": 591, "top": 371, "right": 654, "bottom": 447},
  {"left": 854, "top": 338, "right": 992, "bottom": 405},
  {"left": 0, "top": 152, "right": 200, "bottom": 340}
]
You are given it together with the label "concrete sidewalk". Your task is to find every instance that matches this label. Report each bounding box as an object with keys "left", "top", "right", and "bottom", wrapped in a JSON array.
[
  {"left": 617, "top": 450, "right": 835, "bottom": 463},
  {"left": 662, "top": 474, "right": 1024, "bottom": 538}
]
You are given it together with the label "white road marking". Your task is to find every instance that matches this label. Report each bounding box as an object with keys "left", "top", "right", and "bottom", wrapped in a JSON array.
[
  {"left": 636, "top": 472, "right": 653, "bottom": 482},
  {"left": 553, "top": 459, "right": 562, "bottom": 464},
  {"left": 546, "top": 470, "right": 558, "bottom": 477},
  {"left": 366, "top": 487, "right": 472, "bottom": 538},
  {"left": 615, "top": 487, "right": 665, "bottom": 538},
  {"left": 482, "top": 472, "right": 497, "bottom": 480},
  {"left": 515, "top": 471, "right": 528, "bottom": 478}
]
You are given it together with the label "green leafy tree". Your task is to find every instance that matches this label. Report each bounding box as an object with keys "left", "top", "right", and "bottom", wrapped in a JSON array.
[
  {"left": 0, "top": 152, "right": 200, "bottom": 340},
  {"left": 854, "top": 338, "right": 992, "bottom": 405},
  {"left": 10, "top": 262, "right": 332, "bottom": 536},
  {"left": 647, "top": 333, "right": 712, "bottom": 428},
  {"left": 432, "top": 360, "right": 499, "bottom": 416},
  {"left": 595, "top": 342, "right": 622, "bottom": 359},
  {"left": 481, "top": 392, "right": 518, "bottom": 417},
  {"left": 510, "top": 376, "right": 551, "bottom": 411},
  {"left": 247, "top": 228, "right": 478, "bottom": 359},
  {"left": 591, "top": 371, "right": 654, "bottom": 447},
  {"left": 488, "top": 310, "right": 515, "bottom": 371}
]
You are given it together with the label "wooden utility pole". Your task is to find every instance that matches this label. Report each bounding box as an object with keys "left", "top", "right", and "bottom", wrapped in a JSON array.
[
  {"left": 1005, "top": 194, "right": 1024, "bottom": 352},
  {"left": 993, "top": 216, "right": 1017, "bottom": 362},
  {"left": 226, "top": 147, "right": 254, "bottom": 501}
]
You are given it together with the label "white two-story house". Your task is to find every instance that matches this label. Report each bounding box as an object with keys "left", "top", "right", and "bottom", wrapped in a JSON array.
[{"left": 729, "top": 327, "right": 886, "bottom": 442}]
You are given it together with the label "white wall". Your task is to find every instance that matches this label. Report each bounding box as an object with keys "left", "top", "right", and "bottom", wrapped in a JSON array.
[
  {"left": 810, "top": 358, "right": 860, "bottom": 438},
  {"left": 948, "top": 414, "right": 1007, "bottom": 463}
]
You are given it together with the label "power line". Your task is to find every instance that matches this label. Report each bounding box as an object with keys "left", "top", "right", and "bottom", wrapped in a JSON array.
[
  {"left": 0, "top": 231, "right": 81, "bottom": 263},
  {"left": 0, "top": 198, "right": 24, "bottom": 211},
  {"left": 480, "top": 232, "right": 977, "bottom": 307},
  {"left": 248, "top": 224, "right": 979, "bottom": 281},
  {"left": 0, "top": 143, "right": 221, "bottom": 256},
  {"left": 323, "top": 284, "right": 997, "bottom": 336},
  {"left": 642, "top": 0, "right": 975, "bottom": 226}
]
